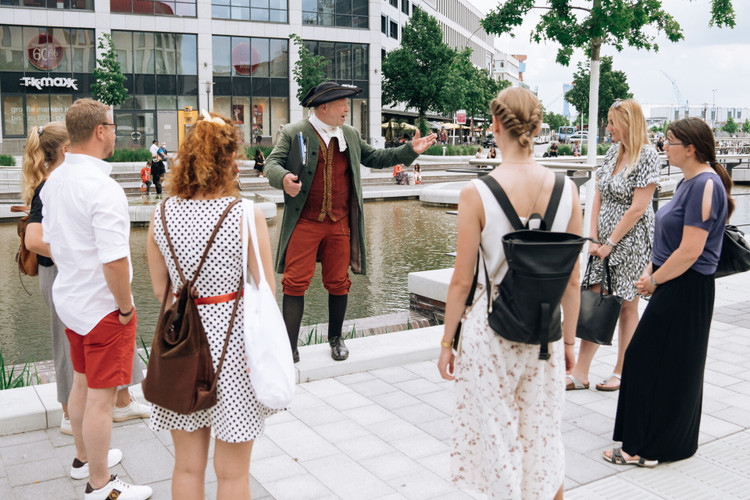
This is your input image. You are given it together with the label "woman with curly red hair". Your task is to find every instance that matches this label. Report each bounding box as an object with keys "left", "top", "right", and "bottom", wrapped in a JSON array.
[{"left": 146, "top": 111, "right": 276, "bottom": 499}]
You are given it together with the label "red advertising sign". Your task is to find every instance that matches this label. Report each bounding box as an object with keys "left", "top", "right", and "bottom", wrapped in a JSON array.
[
  {"left": 456, "top": 109, "right": 467, "bottom": 125},
  {"left": 27, "top": 34, "right": 64, "bottom": 71},
  {"left": 231, "top": 42, "right": 260, "bottom": 76}
]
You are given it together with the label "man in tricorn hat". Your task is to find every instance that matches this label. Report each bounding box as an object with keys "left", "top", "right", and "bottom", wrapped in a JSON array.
[{"left": 265, "top": 81, "right": 436, "bottom": 362}]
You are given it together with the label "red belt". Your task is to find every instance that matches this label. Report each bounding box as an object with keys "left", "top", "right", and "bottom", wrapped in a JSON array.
[{"left": 174, "top": 290, "right": 243, "bottom": 305}]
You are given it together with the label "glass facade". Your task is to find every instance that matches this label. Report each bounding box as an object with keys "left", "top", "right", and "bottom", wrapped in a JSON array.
[
  {"left": 1, "top": 25, "right": 95, "bottom": 138},
  {"left": 212, "top": 35, "right": 289, "bottom": 145},
  {"left": 212, "top": 0, "right": 287, "bottom": 22},
  {"left": 0, "top": 0, "right": 93, "bottom": 10},
  {"left": 110, "top": 0, "right": 197, "bottom": 17},
  {"left": 301, "top": 0, "right": 368, "bottom": 28},
  {"left": 111, "top": 30, "right": 198, "bottom": 148},
  {"left": 303, "top": 40, "right": 368, "bottom": 137}
]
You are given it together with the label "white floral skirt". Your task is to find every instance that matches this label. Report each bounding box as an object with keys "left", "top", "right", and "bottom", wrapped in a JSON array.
[{"left": 451, "top": 290, "right": 566, "bottom": 499}]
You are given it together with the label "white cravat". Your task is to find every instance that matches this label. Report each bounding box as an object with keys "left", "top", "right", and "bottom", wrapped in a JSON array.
[{"left": 309, "top": 113, "right": 347, "bottom": 152}]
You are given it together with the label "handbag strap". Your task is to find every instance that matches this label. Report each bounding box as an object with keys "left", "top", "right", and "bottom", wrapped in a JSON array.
[
  {"left": 241, "top": 199, "right": 268, "bottom": 287},
  {"left": 160, "top": 197, "right": 242, "bottom": 287},
  {"left": 480, "top": 173, "right": 565, "bottom": 231},
  {"left": 582, "top": 255, "right": 615, "bottom": 296},
  {"left": 211, "top": 271, "right": 243, "bottom": 391}
]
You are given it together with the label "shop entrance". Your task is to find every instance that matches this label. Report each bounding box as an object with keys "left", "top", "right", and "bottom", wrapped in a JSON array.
[
  {"left": 114, "top": 111, "right": 155, "bottom": 150},
  {"left": 157, "top": 111, "right": 178, "bottom": 151}
]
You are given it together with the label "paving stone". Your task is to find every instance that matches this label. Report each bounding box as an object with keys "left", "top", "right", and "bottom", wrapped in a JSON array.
[
  {"left": 563, "top": 428, "right": 613, "bottom": 455},
  {"left": 250, "top": 453, "right": 308, "bottom": 483},
  {"left": 359, "top": 451, "right": 423, "bottom": 481},
  {"left": 117, "top": 437, "right": 175, "bottom": 484},
  {"left": 369, "top": 390, "right": 423, "bottom": 411},
  {"left": 564, "top": 449, "right": 618, "bottom": 484},
  {"left": 320, "top": 390, "right": 374, "bottom": 411},
  {"left": 414, "top": 389, "right": 455, "bottom": 414},
  {"left": 342, "top": 404, "right": 397, "bottom": 425},
  {"left": 0, "top": 439, "right": 55, "bottom": 464},
  {"left": 13, "top": 477, "right": 78, "bottom": 499},
  {"left": 335, "top": 433, "right": 396, "bottom": 461},
  {"left": 146, "top": 479, "right": 172, "bottom": 498},
  {"left": 568, "top": 410, "right": 616, "bottom": 436},
  {"left": 6, "top": 456, "right": 66, "bottom": 486},
  {"left": 0, "top": 477, "right": 11, "bottom": 498},
  {"left": 699, "top": 414, "right": 744, "bottom": 438},
  {"left": 415, "top": 416, "right": 452, "bottom": 442},
  {"left": 392, "top": 378, "right": 443, "bottom": 396},
  {"left": 335, "top": 371, "right": 378, "bottom": 384},
  {"left": 251, "top": 435, "right": 285, "bottom": 461},
  {"left": 261, "top": 473, "right": 334, "bottom": 500},
  {"left": 0, "top": 430, "right": 48, "bottom": 448},
  {"left": 347, "top": 378, "right": 398, "bottom": 397},
  {"left": 391, "top": 431, "right": 449, "bottom": 460},
  {"left": 110, "top": 420, "right": 158, "bottom": 447},
  {"left": 290, "top": 402, "right": 346, "bottom": 428},
  {"left": 386, "top": 469, "right": 455, "bottom": 500},
  {"left": 312, "top": 418, "right": 370, "bottom": 444},
  {"left": 301, "top": 452, "right": 395, "bottom": 500},
  {"left": 264, "top": 420, "right": 339, "bottom": 462},
  {"left": 390, "top": 402, "right": 448, "bottom": 426},
  {"left": 368, "top": 418, "right": 423, "bottom": 442},
  {"left": 301, "top": 378, "right": 354, "bottom": 399},
  {"left": 250, "top": 474, "right": 272, "bottom": 499},
  {"left": 370, "top": 366, "right": 421, "bottom": 384}
]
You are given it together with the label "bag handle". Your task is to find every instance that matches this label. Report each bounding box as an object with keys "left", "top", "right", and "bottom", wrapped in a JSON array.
[
  {"left": 160, "top": 197, "right": 241, "bottom": 288},
  {"left": 479, "top": 172, "right": 566, "bottom": 231},
  {"left": 241, "top": 199, "right": 269, "bottom": 287}
]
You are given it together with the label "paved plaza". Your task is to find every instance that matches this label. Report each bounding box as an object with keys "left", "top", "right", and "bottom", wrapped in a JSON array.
[{"left": 1, "top": 271, "right": 750, "bottom": 499}]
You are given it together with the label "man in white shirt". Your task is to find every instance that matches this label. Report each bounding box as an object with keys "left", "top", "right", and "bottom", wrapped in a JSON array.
[
  {"left": 149, "top": 139, "right": 159, "bottom": 157},
  {"left": 42, "top": 98, "right": 152, "bottom": 500}
]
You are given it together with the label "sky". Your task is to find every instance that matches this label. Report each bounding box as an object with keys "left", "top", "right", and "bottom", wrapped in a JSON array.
[{"left": 470, "top": 0, "right": 750, "bottom": 117}]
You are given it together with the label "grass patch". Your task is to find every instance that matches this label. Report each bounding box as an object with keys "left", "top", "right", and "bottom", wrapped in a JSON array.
[
  {"left": 0, "top": 349, "right": 39, "bottom": 390},
  {"left": 105, "top": 148, "right": 152, "bottom": 163},
  {"left": 421, "top": 144, "right": 480, "bottom": 156},
  {"left": 0, "top": 154, "right": 16, "bottom": 166}
]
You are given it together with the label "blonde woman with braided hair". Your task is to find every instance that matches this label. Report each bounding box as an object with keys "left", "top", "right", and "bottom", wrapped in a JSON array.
[
  {"left": 567, "top": 99, "right": 660, "bottom": 393},
  {"left": 438, "top": 87, "right": 582, "bottom": 499}
]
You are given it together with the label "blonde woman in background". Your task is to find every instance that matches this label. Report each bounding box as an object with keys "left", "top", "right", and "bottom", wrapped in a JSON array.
[
  {"left": 438, "top": 87, "right": 582, "bottom": 499},
  {"left": 22, "top": 122, "right": 74, "bottom": 434},
  {"left": 567, "top": 99, "right": 660, "bottom": 391}
]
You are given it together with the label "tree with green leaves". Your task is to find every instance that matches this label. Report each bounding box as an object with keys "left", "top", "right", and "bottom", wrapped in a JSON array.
[
  {"left": 722, "top": 116, "right": 738, "bottom": 134},
  {"left": 289, "top": 34, "right": 330, "bottom": 104},
  {"left": 91, "top": 33, "right": 128, "bottom": 107},
  {"left": 743, "top": 119, "right": 750, "bottom": 134},
  {"left": 544, "top": 111, "right": 568, "bottom": 133},
  {"left": 479, "top": 71, "right": 509, "bottom": 132},
  {"left": 481, "top": 0, "right": 736, "bottom": 162},
  {"left": 382, "top": 6, "right": 454, "bottom": 133},
  {"left": 564, "top": 56, "right": 632, "bottom": 130}
]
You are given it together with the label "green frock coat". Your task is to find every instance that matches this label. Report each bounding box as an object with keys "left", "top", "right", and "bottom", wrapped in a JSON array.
[{"left": 265, "top": 120, "right": 419, "bottom": 275}]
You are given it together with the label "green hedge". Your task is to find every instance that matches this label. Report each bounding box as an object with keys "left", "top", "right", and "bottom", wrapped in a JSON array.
[
  {"left": 105, "top": 148, "right": 152, "bottom": 163},
  {"left": 421, "top": 145, "right": 480, "bottom": 156},
  {"left": 0, "top": 154, "right": 15, "bottom": 166},
  {"left": 244, "top": 146, "right": 275, "bottom": 160},
  {"left": 554, "top": 144, "right": 611, "bottom": 157}
]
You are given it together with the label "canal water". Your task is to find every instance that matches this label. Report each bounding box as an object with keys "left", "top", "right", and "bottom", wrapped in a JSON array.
[{"left": 1, "top": 200, "right": 458, "bottom": 365}]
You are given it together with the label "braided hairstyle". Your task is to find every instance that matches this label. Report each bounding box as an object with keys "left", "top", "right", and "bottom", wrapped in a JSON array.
[{"left": 490, "top": 87, "right": 543, "bottom": 151}]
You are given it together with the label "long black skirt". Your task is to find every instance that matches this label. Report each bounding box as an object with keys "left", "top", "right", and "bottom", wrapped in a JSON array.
[{"left": 613, "top": 268, "right": 715, "bottom": 462}]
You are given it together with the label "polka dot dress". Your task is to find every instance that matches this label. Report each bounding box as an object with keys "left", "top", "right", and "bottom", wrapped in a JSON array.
[{"left": 149, "top": 197, "right": 276, "bottom": 443}]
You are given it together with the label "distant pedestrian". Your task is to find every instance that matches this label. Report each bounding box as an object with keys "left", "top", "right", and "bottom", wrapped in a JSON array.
[
  {"left": 140, "top": 160, "right": 152, "bottom": 196},
  {"left": 158, "top": 141, "right": 169, "bottom": 167},
  {"left": 549, "top": 141, "right": 558, "bottom": 157},
  {"left": 604, "top": 117, "right": 732, "bottom": 467},
  {"left": 254, "top": 148, "right": 265, "bottom": 177},
  {"left": 41, "top": 98, "right": 152, "bottom": 499},
  {"left": 149, "top": 139, "right": 159, "bottom": 157},
  {"left": 151, "top": 154, "right": 165, "bottom": 196}
]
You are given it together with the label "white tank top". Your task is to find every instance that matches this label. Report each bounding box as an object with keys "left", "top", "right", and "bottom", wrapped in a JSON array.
[{"left": 472, "top": 175, "right": 574, "bottom": 285}]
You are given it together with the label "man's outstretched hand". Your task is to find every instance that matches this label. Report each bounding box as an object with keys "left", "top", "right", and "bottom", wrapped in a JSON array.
[{"left": 411, "top": 130, "right": 437, "bottom": 154}]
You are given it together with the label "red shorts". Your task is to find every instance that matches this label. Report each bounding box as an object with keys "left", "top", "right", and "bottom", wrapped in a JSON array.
[
  {"left": 66, "top": 310, "right": 137, "bottom": 389},
  {"left": 282, "top": 217, "right": 352, "bottom": 296}
]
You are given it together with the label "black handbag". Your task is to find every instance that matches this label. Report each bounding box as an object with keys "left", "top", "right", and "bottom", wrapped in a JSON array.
[
  {"left": 715, "top": 225, "right": 750, "bottom": 278},
  {"left": 576, "top": 256, "right": 623, "bottom": 345}
]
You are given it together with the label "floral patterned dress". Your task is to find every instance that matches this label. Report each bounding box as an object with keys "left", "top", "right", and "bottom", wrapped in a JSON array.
[
  {"left": 450, "top": 178, "right": 573, "bottom": 499},
  {"left": 585, "top": 144, "right": 661, "bottom": 300}
]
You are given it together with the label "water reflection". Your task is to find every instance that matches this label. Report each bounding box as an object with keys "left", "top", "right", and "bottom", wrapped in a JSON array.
[{"left": 0, "top": 200, "right": 458, "bottom": 364}]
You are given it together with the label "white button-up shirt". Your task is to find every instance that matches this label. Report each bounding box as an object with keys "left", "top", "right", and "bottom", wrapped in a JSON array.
[
  {"left": 309, "top": 113, "right": 347, "bottom": 152},
  {"left": 41, "top": 153, "right": 133, "bottom": 335}
]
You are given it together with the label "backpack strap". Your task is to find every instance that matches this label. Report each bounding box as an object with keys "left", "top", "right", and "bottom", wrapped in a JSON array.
[
  {"left": 160, "top": 198, "right": 242, "bottom": 287},
  {"left": 479, "top": 176, "right": 525, "bottom": 231},
  {"left": 541, "top": 173, "right": 566, "bottom": 231}
]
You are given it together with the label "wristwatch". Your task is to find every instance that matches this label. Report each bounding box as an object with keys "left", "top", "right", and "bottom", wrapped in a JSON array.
[{"left": 650, "top": 275, "right": 658, "bottom": 287}]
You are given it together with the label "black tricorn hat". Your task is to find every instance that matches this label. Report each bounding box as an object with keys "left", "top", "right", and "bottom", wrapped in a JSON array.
[{"left": 301, "top": 81, "right": 363, "bottom": 107}]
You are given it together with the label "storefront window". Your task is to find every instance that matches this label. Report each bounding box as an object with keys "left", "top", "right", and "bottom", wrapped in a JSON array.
[
  {"left": 212, "top": 0, "right": 287, "bottom": 22},
  {"left": 177, "top": 34, "right": 197, "bottom": 75},
  {"left": 270, "top": 96, "right": 289, "bottom": 139},
  {"left": 113, "top": 31, "right": 133, "bottom": 73},
  {"left": 133, "top": 32, "right": 155, "bottom": 74},
  {"left": 302, "top": 0, "right": 367, "bottom": 28},
  {"left": 251, "top": 38, "right": 269, "bottom": 77},
  {"left": 213, "top": 36, "right": 231, "bottom": 77},
  {"left": 3, "top": 96, "right": 25, "bottom": 137}
]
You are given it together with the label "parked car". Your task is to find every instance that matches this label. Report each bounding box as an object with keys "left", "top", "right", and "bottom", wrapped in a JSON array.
[{"left": 568, "top": 131, "right": 599, "bottom": 143}]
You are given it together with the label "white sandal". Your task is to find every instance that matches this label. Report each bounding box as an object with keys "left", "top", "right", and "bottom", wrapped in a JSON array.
[
  {"left": 596, "top": 373, "right": 621, "bottom": 392},
  {"left": 565, "top": 374, "right": 589, "bottom": 391}
]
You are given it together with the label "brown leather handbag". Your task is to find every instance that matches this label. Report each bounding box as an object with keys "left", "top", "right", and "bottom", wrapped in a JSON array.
[
  {"left": 12, "top": 206, "right": 38, "bottom": 278},
  {"left": 142, "top": 198, "right": 242, "bottom": 415}
]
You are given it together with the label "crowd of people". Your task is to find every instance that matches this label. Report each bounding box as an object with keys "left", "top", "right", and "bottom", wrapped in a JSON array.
[{"left": 20, "top": 82, "right": 731, "bottom": 498}]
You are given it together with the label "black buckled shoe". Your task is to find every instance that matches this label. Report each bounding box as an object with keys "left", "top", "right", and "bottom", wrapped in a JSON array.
[
  {"left": 329, "top": 336, "right": 349, "bottom": 361},
  {"left": 292, "top": 349, "right": 300, "bottom": 363}
]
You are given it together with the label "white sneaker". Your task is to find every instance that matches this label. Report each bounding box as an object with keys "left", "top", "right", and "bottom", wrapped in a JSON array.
[
  {"left": 84, "top": 475, "right": 152, "bottom": 500},
  {"left": 60, "top": 414, "right": 73, "bottom": 435},
  {"left": 70, "top": 448, "right": 123, "bottom": 480},
  {"left": 112, "top": 392, "right": 151, "bottom": 422}
]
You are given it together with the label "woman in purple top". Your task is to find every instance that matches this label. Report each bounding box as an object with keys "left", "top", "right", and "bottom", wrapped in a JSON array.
[{"left": 603, "top": 118, "right": 733, "bottom": 467}]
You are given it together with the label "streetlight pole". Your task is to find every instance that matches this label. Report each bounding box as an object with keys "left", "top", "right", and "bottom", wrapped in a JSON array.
[{"left": 204, "top": 81, "right": 214, "bottom": 112}]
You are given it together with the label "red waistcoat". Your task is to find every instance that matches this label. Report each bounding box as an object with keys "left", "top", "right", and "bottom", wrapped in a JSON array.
[{"left": 301, "top": 136, "right": 351, "bottom": 222}]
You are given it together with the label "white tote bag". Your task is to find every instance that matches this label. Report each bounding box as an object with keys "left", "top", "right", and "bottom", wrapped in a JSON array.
[{"left": 241, "top": 199, "right": 295, "bottom": 409}]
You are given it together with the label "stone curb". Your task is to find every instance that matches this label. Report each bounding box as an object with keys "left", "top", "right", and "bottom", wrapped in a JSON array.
[{"left": 0, "top": 325, "right": 442, "bottom": 437}]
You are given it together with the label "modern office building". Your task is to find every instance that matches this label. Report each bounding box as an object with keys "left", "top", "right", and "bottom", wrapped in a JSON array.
[
  {"left": 0, "top": 0, "right": 495, "bottom": 154},
  {"left": 646, "top": 104, "right": 750, "bottom": 129}
]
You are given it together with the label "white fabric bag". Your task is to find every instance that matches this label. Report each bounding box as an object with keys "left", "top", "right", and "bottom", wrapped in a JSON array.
[{"left": 241, "top": 199, "right": 295, "bottom": 409}]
